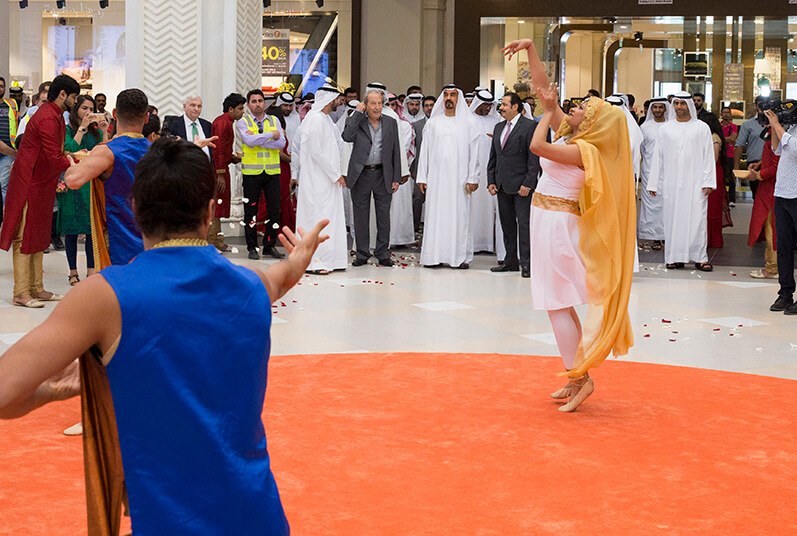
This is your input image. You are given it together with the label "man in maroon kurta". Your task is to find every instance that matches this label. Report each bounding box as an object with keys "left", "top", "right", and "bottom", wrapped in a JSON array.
[
  {"left": 209, "top": 93, "right": 245, "bottom": 251},
  {"left": 0, "top": 75, "right": 80, "bottom": 307}
]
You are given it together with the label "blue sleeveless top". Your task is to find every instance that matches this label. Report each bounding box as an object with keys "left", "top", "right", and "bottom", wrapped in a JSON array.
[
  {"left": 105, "top": 136, "right": 149, "bottom": 265},
  {"left": 101, "top": 245, "right": 289, "bottom": 535}
]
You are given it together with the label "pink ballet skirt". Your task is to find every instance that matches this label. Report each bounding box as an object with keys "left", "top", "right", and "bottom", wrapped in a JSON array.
[{"left": 530, "top": 144, "right": 587, "bottom": 310}]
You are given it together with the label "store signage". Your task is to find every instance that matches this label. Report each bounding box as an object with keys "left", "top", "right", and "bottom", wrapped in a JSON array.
[
  {"left": 638, "top": 0, "right": 673, "bottom": 4},
  {"left": 764, "top": 47, "right": 782, "bottom": 90},
  {"left": 262, "top": 29, "right": 291, "bottom": 77},
  {"left": 723, "top": 64, "right": 744, "bottom": 101}
]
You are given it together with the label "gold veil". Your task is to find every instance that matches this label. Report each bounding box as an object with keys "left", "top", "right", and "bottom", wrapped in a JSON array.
[{"left": 557, "top": 99, "right": 636, "bottom": 376}]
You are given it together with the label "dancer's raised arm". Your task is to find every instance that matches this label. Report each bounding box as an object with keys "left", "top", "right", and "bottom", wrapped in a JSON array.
[
  {"left": 502, "top": 39, "right": 566, "bottom": 127},
  {"left": 530, "top": 83, "right": 583, "bottom": 167}
]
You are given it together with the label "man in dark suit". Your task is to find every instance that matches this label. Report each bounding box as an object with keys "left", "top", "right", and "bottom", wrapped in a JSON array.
[
  {"left": 411, "top": 95, "right": 436, "bottom": 231},
  {"left": 487, "top": 92, "right": 541, "bottom": 278},
  {"left": 342, "top": 88, "right": 402, "bottom": 266},
  {"left": 171, "top": 94, "right": 213, "bottom": 163}
]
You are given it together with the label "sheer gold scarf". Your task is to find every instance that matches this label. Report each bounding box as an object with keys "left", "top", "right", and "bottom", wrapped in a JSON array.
[{"left": 557, "top": 100, "right": 636, "bottom": 376}]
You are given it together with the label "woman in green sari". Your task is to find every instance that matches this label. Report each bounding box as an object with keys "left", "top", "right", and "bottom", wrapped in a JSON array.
[{"left": 59, "top": 95, "right": 108, "bottom": 285}]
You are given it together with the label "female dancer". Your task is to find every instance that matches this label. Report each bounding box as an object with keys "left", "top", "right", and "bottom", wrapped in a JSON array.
[
  {"left": 503, "top": 39, "right": 636, "bottom": 412},
  {"left": 59, "top": 95, "right": 107, "bottom": 285}
]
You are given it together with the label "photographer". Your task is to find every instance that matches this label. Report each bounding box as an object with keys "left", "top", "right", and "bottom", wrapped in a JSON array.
[
  {"left": 765, "top": 106, "right": 797, "bottom": 315},
  {"left": 735, "top": 96, "right": 768, "bottom": 199}
]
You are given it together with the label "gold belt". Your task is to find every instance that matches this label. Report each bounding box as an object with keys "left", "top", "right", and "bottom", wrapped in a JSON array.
[{"left": 532, "top": 192, "right": 581, "bottom": 216}]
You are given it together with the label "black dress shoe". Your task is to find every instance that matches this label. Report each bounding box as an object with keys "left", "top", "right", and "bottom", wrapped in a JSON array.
[
  {"left": 378, "top": 258, "right": 394, "bottom": 267},
  {"left": 248, "top": 250, "right": 260, "bottom": 260},
  {"left": 490, "top": 264, "right": 519, "bottom": 272},
  {"left": 52, "top": 236, "right": 65, "bottom": 250},
  {"left": 263, "top": 246, "right": 285, "bottom": 259},
  {"left": 770, "top": 296, "right": 793, "bottom": 312},
  {"left": 784, "top": 302, "right": 797, "bottom": 316},
  {"left": 352, "top": 258, "right": 368, "bottom": 267},
  {"left": 521, "top": 266, "right": 530, "bottom": 278},
  {"left": 455, "top": 262, "right": 469, "bottom": 269}
]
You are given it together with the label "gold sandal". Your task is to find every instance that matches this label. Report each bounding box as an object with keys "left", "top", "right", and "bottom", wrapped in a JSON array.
[{"left": 559, "top": 373, "right": 594, "bottom": 413}]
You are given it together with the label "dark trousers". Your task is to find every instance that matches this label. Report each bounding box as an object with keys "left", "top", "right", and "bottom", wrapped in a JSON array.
[
  {"left": 243, "top": 172, "right": 280, "bottom": 252},
  {"left": 51, "top": 211, "right": 59, "bottom": 240},
  {"left": 748, "top": 160, "right": 760, "bottom": 200},
  {"left": 412, "top": 181, "right": 425, "bottom": 231},
  {"left": 497, "top": 187, "right": 532, "bottom": 268},
  {"left": 351, "top": 168, "right": 391, "bottom": 262},
  {"left": 65, "top": 234, "right": 95, "bottom": 271},
  {"left": 726, "top": 166, "right": 736, "bottom": 202},
  {"left": 775, "top": 197, "right": 797, "bottom": 299}
]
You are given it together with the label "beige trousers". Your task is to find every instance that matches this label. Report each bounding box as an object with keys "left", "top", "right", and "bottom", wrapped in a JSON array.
[
  {"left": 764, "top": 210, "right": 778, "bottom": 275},
  {"left": 12, "top": 203, "right": 44, "bottom": 297},
  {"left": 207, "top": 217, "right": 227, "bottom": 248}
]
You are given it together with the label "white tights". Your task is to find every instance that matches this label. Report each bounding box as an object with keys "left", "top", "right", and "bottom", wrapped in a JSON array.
[{"left": 547, "top": 307, "right": 583, "bottom": 370}]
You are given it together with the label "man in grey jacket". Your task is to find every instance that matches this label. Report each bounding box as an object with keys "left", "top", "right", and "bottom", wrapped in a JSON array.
[{"left": 342, "top": 88, "right": 402, "bottom": 266}]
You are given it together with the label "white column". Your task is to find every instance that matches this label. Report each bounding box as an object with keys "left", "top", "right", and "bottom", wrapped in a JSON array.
[
  {"left": 421, "top": 0, "right": 446, "bottom": 94},
  {"left": 125, "top": 0, "right": 263, "bottom": 231},
  {"left": 0, "top": 2, "right": 10, "bottom": 80}
]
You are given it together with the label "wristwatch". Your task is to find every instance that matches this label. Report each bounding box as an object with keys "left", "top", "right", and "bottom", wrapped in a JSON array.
[{"left": 79, "top": 127, "right": 87, "bottom": 132}]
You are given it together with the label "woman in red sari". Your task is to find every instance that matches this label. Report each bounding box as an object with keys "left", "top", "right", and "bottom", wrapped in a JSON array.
[
  {"left": 747, "top": 137, "right": 779, "bottom": 278},
  {"left": 701, "top": 113, "right": 733, "bottom": 248}
]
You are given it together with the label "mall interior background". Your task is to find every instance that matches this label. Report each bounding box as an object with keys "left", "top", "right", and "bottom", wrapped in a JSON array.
[{"left": 1, "top": 1, "right": 794, "bottom": 119}]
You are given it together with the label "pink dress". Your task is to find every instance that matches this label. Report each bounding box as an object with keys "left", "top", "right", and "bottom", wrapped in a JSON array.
[{"left": 530, "top": 139, "right": 587, "bottom": 310}]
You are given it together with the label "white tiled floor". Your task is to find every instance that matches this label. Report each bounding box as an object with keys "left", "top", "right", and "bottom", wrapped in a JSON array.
[{"left": 1, "top": 242, "right": 796, "bottom": 380}]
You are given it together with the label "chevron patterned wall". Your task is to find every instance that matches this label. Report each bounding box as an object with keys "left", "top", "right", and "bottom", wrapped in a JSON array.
[
  {"left": 141, "top": 0, "right": 201, "bottom": 117},
  {"left": 237, "top": 0, "right": 262, "bottom": 94}
]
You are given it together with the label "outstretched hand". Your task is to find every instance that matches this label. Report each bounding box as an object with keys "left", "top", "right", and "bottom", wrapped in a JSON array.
[
  {"left": 194, "top": 136, "right": 218, "bottom": 150},
  {"left": 278, "top": 220, "right": 331, "bottom": 270},
  {"left": 501, "top": 39, "right": 533, "bottom": 61},
  {"left": 536, "top": 83, "right": 560, "bottom": 114}
]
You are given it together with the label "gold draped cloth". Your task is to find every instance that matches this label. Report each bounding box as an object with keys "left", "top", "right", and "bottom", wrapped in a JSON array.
[
  {"left": 556, "top": 100, "right": 636, "bottom": 377},
  {"left": 81, "top": 172, "right": 125, "bottom": 535}
]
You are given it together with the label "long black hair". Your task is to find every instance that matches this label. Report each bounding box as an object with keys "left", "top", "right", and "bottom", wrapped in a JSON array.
[{"left": 700, "top": 112, "right": 733, "bottom": 183}]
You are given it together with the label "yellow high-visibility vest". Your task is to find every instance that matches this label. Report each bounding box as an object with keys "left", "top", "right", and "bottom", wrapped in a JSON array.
[
  {"left": 241, "top": 114, "right": 281, "bottom": 176},
  {"left": 2, "top": 98, "right": 18, "bottom": 146}
]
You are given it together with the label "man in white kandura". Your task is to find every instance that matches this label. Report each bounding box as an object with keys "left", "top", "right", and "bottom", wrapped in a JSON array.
[
  {"left": 404, "top": 93, "right": 425, "bottom": 123},
  {"left": 337, "top": 99, "right": 360, "bottom": 242},
  {"left": 386, "top": 93, "right": 416, "bottom": 247},
  {"left": 416, "top": 85, "right": 480, "bottom": 269},
  {"left": 647, "top": 91, "right": 716, "bottom": 271},
  {"left": 469, "top": 89, "right": 505, "bottom": 259},
  {"left": 295, "top": 85, "right": 348, "bottom": 275},
  {"left": 276, "top": 92, "right": 301, "bottom": 145},
  {"left": 638, "top": 97, "right": 670, "bottom": 250}
]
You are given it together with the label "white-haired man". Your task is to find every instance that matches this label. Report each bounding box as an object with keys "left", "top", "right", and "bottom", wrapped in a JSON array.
[{"left": 170, "top": 94, "right": 213, "bottom": 162}]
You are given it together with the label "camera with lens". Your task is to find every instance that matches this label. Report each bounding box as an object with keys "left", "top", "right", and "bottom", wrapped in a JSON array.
[{"left": 757, "top": 99, "right": 797, "bottom": 127}]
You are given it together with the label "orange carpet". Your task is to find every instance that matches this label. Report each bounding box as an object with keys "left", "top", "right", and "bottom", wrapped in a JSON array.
[{"left": 1, "top": 353, "right": 795, "bottom": 535}]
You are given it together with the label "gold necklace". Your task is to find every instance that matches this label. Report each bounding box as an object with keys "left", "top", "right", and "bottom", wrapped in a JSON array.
[
  {"left": 114, "top": 132, "right": 145, "bottom": 139},
  {"left": 151, "top": 238, "right": 208, "bottom": 249}
]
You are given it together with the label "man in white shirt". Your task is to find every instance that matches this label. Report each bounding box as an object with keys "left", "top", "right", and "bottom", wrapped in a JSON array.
[{"left": 765, "top": 110, "right": 797, "bottom": 315}]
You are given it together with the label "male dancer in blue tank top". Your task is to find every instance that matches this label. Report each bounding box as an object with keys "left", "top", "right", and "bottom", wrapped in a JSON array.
[
  {"left": 0, "top": 137, "right": 329, "bottom": 534},
  {"left": 65, "top": 88, "right": 151, "bottom": 266}
]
